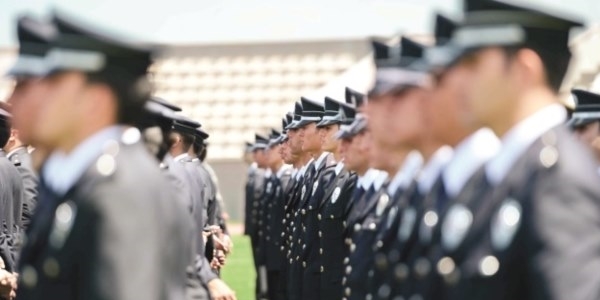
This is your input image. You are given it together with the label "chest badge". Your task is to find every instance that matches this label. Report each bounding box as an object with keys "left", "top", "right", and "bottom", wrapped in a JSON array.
[
  {"left": 331, "top": 187, "right": 341, "bottom": 204},
  {"left": 441, "top": 204, "right": 473, "bottom": 252},
  {"left": 490, "top": 198, "right": 522, "bottom": 251},
  {"left": 49, "top": 200, "right": 77, "bottom": 250}
]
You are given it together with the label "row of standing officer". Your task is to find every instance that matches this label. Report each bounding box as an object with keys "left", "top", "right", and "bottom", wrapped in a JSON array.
[{"left": 245, "top": 0, "right": 600, "bottom": 299}]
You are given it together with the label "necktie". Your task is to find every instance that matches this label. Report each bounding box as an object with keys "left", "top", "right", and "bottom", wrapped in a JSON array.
[{"left": 433, "top": 177, "right": 449, "bottom": 213}]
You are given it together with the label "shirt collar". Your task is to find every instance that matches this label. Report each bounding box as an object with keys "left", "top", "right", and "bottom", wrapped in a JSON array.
[
  {"left": 443, "top": 128, "right": 500, "bottom": 198},
  {"left": 388, "top": 151, "right": 423, "bottom": 195},
  {"left": 264, "top": 168, "right": 273, "bottom": 178},
  {"left": 6, "top": 146, "right": 27, "bottom": 160},
  {"left": 335, "top": 161, "right": 345, "bottom": 176},
  {"left": 314, "top": 152, "right": 331, "bottom": 171},
  {"left": 485, "top": 104, "right": 566, "bottom": 186},
  {"left": 373, "top": 170, "right": 389, "bottom": 191},
  {"left": 43, "top": 126, "right": 123, "bottom": 195},
  {"left": 361, "top": 169, "right": 378, "bottom": 190},
  {"left": 173, "top": 153, "right": 189, "bottom": 162},
  {"left": 276, "top": 164, "right": 292, "bottom": 178},
  {"left": 417, "top": 146, "right": 454, "bottom": 194}
]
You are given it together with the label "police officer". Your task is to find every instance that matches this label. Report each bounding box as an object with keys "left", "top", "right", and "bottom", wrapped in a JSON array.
[
  {"left": 3, "top": 112, "right": 38, "bottom": 229},
  {"left": 15, "top": 11, "right": 191, "bottom": 300},
  {"left": 429, "top": 1, "right": 600, "bottom": 299},
  {"left": 314, "top": 97, "right": 358, "bottom": 299},
  {"left": 0, "top": 108, "right": 25, "bottom": 275},
  {"left": 293, "top": 97, "right": 337, "bottom": 300},
  {"left": 261, "top": 130, "right": 292, "bottom": 300},
  {"left": 569, "top": 89, "right": 600, "bottom": 164}
]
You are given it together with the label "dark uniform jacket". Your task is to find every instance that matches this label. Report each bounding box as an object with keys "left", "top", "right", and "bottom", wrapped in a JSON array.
[
  {"left": 317, "top": 164, "right": 357, "bottom": 299},
  {"left": 17, "top": 130, "right": 192, "bottom": 300},
  {"left": 8, "top": 147, "right": 38, "bottom": 229},
  {"left": 0, "top": 151, "right": 25, "bottom": 271},
  {"left": 300, "top": 154, "right": 337, "bottom": 299},
  {"left": 439, "top": 125, "right": 600, "bottom": 300},
  {"left": 344, "top": 172, "right": 388, "bottom": 300}
]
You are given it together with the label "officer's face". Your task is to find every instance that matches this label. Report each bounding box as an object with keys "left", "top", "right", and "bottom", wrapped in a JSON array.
[
  {"left": 287, "top": 128, "right": 303, "bottom": 155},
  {"left": 8, "top": 77, "right": 49, "bottom": 145},
  {"left": 343, "top": 134, "right": 368, "bottom": 172},
  {"left": 319, "top": 124, "right": 340, "bottom": 153},
  {"left": 367, "top": 88, "right": 427, "bottom": 150},
  {"left": 267, "top": 145, "right": 281, "bottom": 167},
  {"left": 253, "top": 149, "right": 268, "bottom": 168},
  {"left": 356, "top": 129, "right": 375, "bottom": 168},
  {"left": 429, "top": 65, "right": 473, "bottom": 145},
  {"left": 575, "top": 122, "right": 600, "bottom": 158},
  {"left": 459, "top": 47, "right": 517, "bottom": 129},
  {"left": 34, "top": 71, "right": 93, "bottom": 149},
  {"left": 300, "top": 122, "right": 320, "bottom": 153}
]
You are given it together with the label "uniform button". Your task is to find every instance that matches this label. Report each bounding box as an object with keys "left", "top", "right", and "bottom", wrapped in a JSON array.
[
  {"left": 266, "top": 236, "right": 271, "bottom": 241},
  {"left": 354, "top": 224, "right": 361, "bottom": 232},
  {"left": 320, "top": 266, "right": 324, "bottom": 272},
  {"left": 343, "top": 257, "right": 349, "bottom": 265},
  {"left": 302, "top": 209, "right": 306, "bottom": 215},
  {"left": 309, "top": 205, "right": 313, "bottom": 210},
  {"left": 368, "top": 223, "right": 376, "bottom": 230},
  {"left": 318, "top": 231, "right": 322, "bottom": 237},
  {"left": 43, "top": 258, "right": 60, "bottom": 278},
  {"left": 280, "top": 246, "right": 285, "bottom": 251},
  {"left": 343, "top": 221, "right": 347, "bottom": 227},
  {"left": 345, "top": 287, "right": 351, "bottom": 297},
  {"left": 330, "top": 214, "right": 334, "bottom": 219},
  {"left": 378, "top": 284, "right": 391, "bottom": 299},
  {"left": 368, "top": 270, "right": 374, "bottom": 278},
  {"left": 394, "top": 263, "right": 409, "bottom": 282},
  {"left": 319, "top": 248, "right": 323, "bottom": 255},
  {"left": 414, "top": 258, "right": 431, "bottom": 278},
  {"left": 342, "top": 276, "right": 346, "bottom": 285},
  {"left": 302, "top": 244, "right": 306, "bottom": 249},
  {"left": 296, "top": 256, "right": 300, "bottom": 261},
  {"left": 437, "top": 256, "right": 455, "bottom": 276},
  {"left": 281, "top": 233, "right": 285, "bottom": 237},
  {"left": 366, "top": 293, "right": 373, "bottom": 300},
  {"left": 350, "top": 243, "right": 356, "bottom": 253},
  {"left": 409, "top": 294, "right": 423, "bottom": 300},
  {"left": 374, "top": 253, "right": 388, "bottom": 271},
  {"left": 375, "top": 240, "right": 383, "bottom": 249},
  {"left": 479, "top": 255, "right": 500, "bottom": 277},
  {"left": 318, "top": 214, "right": 322, "bottom": 220},
  {"left": 21, "top": 265, "right": 37, "bottom": 288},
  {"left": 303, "top": 262, "right": 306, "bottom": 268},
  {"left": 290, "top": 259, "right": 293, "bottom": 264},
  {"left": 345, "top": 265, "right": 352, "bottom": 275}
]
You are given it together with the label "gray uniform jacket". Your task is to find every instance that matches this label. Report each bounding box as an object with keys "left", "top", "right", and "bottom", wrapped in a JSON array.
[
  {"left": 17, "top": 135, "right": 192, "bottom": 300},
  {"left": 8, "top": 147, "right": 38, "bottom": 229}
]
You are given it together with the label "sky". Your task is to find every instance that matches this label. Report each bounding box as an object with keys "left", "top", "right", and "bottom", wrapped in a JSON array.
[{"left": 0, "top": 0, "right": 599, "bottom": 47}]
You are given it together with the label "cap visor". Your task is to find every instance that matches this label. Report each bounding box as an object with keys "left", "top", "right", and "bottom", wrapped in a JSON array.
[{"left": 295, "top": 119, "right": 315, "bottom": 128}]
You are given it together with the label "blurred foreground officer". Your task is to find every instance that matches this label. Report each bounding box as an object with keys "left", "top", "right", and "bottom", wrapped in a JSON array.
[
  {"left": 15, "top": 12, "right": 191, "bottom": 300},
  {"left": 396, "top": 13, "right": 500, "bottom": 300},
  {"left": 430, "top": 1, "right": 600, "bottom": 299},
  {"left": 569, "top": 89, "right": 600, "bottom": 165}
]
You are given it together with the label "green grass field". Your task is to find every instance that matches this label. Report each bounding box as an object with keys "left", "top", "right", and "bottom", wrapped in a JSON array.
[{"left": 221, "top": 234, "right": 256, "bottom": 300}]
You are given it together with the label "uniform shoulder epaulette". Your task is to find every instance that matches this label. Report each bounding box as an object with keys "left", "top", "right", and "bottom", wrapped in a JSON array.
[{"left": 12, "top": 155, "right": 21, "bottom": 167}]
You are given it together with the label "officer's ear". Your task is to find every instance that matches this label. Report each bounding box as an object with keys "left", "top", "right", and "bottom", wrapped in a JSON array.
[{"left": 8, "top": 129, "right": 18, "bottom": 143}]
